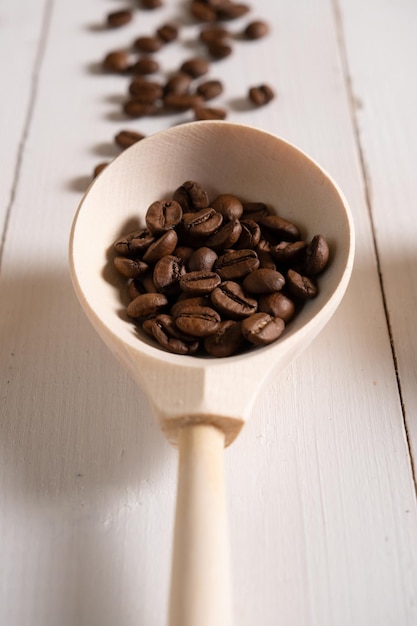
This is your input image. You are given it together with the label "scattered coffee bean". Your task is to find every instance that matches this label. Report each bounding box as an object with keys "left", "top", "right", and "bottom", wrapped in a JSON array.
[
  {"left": 140, "top": 0, "right": 163, "bottom": 9},
  {"left": 243, "top": 20, "right": 269, "bottom": 40},
  {"left": 249, "top": 84, "right": 275, "bottom": 106},
  {"left": 164, "top": 93, "right": 204, "bottom": 111},
  {"left": 194, "top": 106, "right": 227, "bottom": 120},
  {"left": 103, "top": 50, "right": 130, "bottom": 73},
  {"left": 180, "top": 57, "right": 210, "bottom": 78},
  {"left": 131, "top": 56, "right": 160, "bottom": 75},
  {"left": 129, "top": 79, "right": 163, "bottom": 103},
  {"left": 134, "top": 36, "right": 163, "bottom": 53},
  {"left": 156, "top": 23, "right": 179, "bottom": 43},
  {"left": 164, "top": 72, "right": 193, "bottom": 95},
  {"left": 217, "top": 3, "right": 250, "bottom": 20},
  {"left": 123, "top": 100, "right": 158, "bottom": 117},
  {"left": 107, "top": 9, "right": 133, "bottom": 29},
  {"left": 93, "top": 162, "right": 108, "bottom": 178},
  {"left": 115, "top": 130, "right": 146, "bottom": 150},
  {"left": 190, "top": 2, "right": 217, "bottom": 22},
  {"left": 196, "top": 79, "right": 224, "bottom": 100},
  {"left": 199, "top": 26, "right": 230, "bottom": 45},
  {"left": 207, "top": 41, "right": 233, "bottom": 60}
]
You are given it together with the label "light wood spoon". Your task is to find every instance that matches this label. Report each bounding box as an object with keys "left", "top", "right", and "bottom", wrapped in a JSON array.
[{"left": 69, "top": 121, "right": 354, "bottom": 626}]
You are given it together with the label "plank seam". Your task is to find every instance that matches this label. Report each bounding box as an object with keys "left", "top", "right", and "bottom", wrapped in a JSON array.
[
  {"left": 331, "top": 0, "right": 416, "bottom": 490},
  {"left": 0, "top": 0, "right": 55, "bottom": 273}
]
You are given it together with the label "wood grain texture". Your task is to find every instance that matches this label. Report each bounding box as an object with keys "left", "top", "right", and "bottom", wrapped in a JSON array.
[{"left": 0, "top": 1, "right": 416, "bottom": 625}]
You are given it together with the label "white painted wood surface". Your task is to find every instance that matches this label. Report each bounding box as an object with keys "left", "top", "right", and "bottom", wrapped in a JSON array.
[{"left": 0, "top": 1, "right": 416, "bottom": 625}]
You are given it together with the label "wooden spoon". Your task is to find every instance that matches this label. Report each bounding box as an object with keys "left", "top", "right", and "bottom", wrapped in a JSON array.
[{"left": 69, "top": 121, "right": 354, "bottom": 626}]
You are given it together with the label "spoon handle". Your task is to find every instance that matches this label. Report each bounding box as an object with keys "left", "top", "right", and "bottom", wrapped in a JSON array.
[{"left": 169, "top": 423, "right": 233, "bottom": 626}]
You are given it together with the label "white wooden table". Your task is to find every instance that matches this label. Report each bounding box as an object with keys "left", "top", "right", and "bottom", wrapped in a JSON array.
[{"left": 1, "top": 1, "right": 416, "bottom": 624}]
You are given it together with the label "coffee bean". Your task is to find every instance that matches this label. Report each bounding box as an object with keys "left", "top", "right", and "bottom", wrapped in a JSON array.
[
  {"left": 127, "top": 279, "right": 145, "bottom": 301},
  {"left": 107, "top": 9, "right": 133, "bottom": 29},
  {"left": 286, "top": 269, "right": 318, "bottom": 300},
  {"left": 131, "top": 56, "right": 160, "bottom": 75},
  {"left": 142, "top": 229, "right": 178, "bottom": 263},
  {"left": 174, "top": 305, "right": 221, "bottom": 337},
  {"left": 196, "top": 79, "right": 224, "bottom": 100},
  {"left": 134, "top": 36, "right": 163, "bottom": 53},
  {"left": 174, "top": 246, "right": 194, "bottom": 264},
  {"left": 243, "top": 20, "right": 269, "bottom": 40},
  {"left": 241, "top": 313, "right": 285, "bottom": 346},
  {"left": 242, "top": 268, "right": 285, "bottom": 294},
  {"left": 304, "top": 235, "right": 330, "bottom": 275},
  {"left": 205, "top": 218, "right": 242, "bottom": 250},
  {"left": 93, "top": 162, "right": 108, "bottom": 178},
  {"left": 207, "top": 41, "right": 233, "bottom": 60},
  {"left": 190, "top": 2, "right": 217, "bottom": 22},
  {"left": 182, "top": 208, "right": 223, "bottom": 239},
  {"left": 214, "top": 249, "right": 259, "bottom": 280},
  {"left": 241, "top": 201, "right": 270, "bottom": 221},
  {"left": 156, "top": 23, "right": 179, "bottom": 43},
  {"left": 204, "top": 320, "right": 244, "bottom": 357},
  {"left": 103, "top": 50, "right": 130, "bottom": 73},
  {"left": 115, "top": 130, "right": 146, "bottom": 150},
  {"left": 152, "top": 315, "right": 199, "bottom": 355},
  {"left": 194, "top": 106, "right": 227, "bottom": 120},
  {"left": 114, "top": 256, "right": 149, "bottom": 278},
  {"left": 199, "top": 26, "right": 230, "bottom": 45},
  {"left": 153, "top": 255, "right": 185, "bottom": 293},
  {"left": 258, "top": 214, "right": 301, "bottom": 242},
  {"left": 217, "top": 3, "right": 250, "bottom": 20},
  {"left": 249, "top": 84, "right": 275, "bottom": 106},
  {"left": 114, "top": 228, "right": 155, "bottom": 256},
  {"left": 258, "top": 292, "right": 295, "bottom": 322},
  {"left": 255, "top": 243, "right": 276, "bottom": 270},
  {"left": 188, "top": 247, "right": 218, "bottom": 272},
  {"left": 173, "top": 181, "right": 210, "bottom": 211},
  {"left": 180, "top": 57, "right": 210, "bottom": 78},
  {"left": 129, "top": 79, "right": 163, "bottom": 103},
  {"left": 270, "top": 240, "right": 307, "bottom": 265},
  {"left": 210, "top": 281, "right": 257, "bottom": 319},
  {"left": 212, "top": 194, "right": 243, "bottom": 221},
  {"left": 127, "top": 292, "right": 168, "bottom": 319},
  {"left": 170, "top": 296, "right": 210, "bottom": 317},
  {"left": 145, "top": 200, "right": 183, "bottom": 234},
  {"left": 236, "top": 219, "right": 261, "bottom": 249},
  {"left": 180, "top": 271, "right": 221, "bottom": 295},
  {"left": 164, "top": 93, "right": 204, "bottom": 111},
  {"left": 123, "top": 100, "right": 158, "bottom": 117},
  {"left": 140, "top": 0, "right": 163, "bottom": 7},
  {"left": 164, "top": 72, "right": 193, "bottom": 95},
  {"left": 142, "top": 273, "right": 158, "bottom": 293}
]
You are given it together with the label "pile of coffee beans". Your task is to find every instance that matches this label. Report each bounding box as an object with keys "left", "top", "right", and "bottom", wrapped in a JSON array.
[
  {"left": 92, "top": 2, "right": 275, "bottom": 179},
  {"left": 112, "top": 181, "right": 330, "bottom": 357}
]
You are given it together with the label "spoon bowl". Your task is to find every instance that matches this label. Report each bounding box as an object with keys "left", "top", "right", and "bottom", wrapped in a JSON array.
[{"left": 69, "top": 120, "right": 354, "bottom": 626}]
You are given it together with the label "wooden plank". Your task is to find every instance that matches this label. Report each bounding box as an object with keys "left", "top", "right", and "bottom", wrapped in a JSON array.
[
  {"left": 338, "top": 0, "right": 417, "bottom": 474},
  {"left": 0, "top": 0, "right": 416, "bottom": 625}
]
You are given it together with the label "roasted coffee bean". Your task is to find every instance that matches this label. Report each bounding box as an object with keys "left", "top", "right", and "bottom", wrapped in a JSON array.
[
  {"left": 259, "top": 214, "right": 301, "bottom": 242},
  {"left": 196, "top": 79, "right": 224, "bottom": 100},
  {"left": 131, "top": 56, "right": 160, "bottom": 75},
  {"left": 249, "top": 84, "right": 275, "bottom": 106},
  {"left": 142, "top": 273, "right": 158, "bottom": 293},
  {"left": 142, "top": 229, "right": 178, "bottom": 263},
  {"left": 204, "top": 320, "right": 244, "bottom": 357},
  {"left": 286, "top": 269, "right": 318, "bottom": 300},
  {"left": 188, "top": 247, "right": 218, "bottom": 272},
  {"left": 242, "top": 268, "right": 285, "bottom": 294},
  {"left": 241, "top": 313, "right": 285, "bottom": 346},
  {"left": 216, "top": 3, "right": 250, "bottom": 20},
  {"left": 123, "top": 99, "right": 158, "bottom": 117},
  {"left": 134, "top": 36, "right": 163, "bottom": 53},
  {"left": 153, "top": 254, "right": 185, "bottom": 293},
  {"left": 182, "top": 208, "right": 223, "bottom": 238},
  {"left": 210, "top": 281, "right": 257, "bottom": 319},
  {"left": 241, "top": 201, "right": 270, "bottom": 221},
  {"left": 179, "top": 271, "right": 221, "bottom": 295},
  {"left": 127, "top": 279, "right": 145, "bottom": 301},
  {"left": 145, "top": 200, "right": 183, "bottom": 234},
  {"left": 243, "top": 20, "right": 269, "bottom": 40},
  {"left": 199, "top": 26, "right": 230, "bottom": 44},
  {"left": 207, "top": 41, "right": 233, "bottom": 60},
  {"left": 127, "top": 292, "right": 168, "bottom": 319},
  {"left": 129, "top": 79, "right": 163, "bottom": 102},
  {"left": 255, "top": 244, "right": 276, "bottom": 270},
  {"left": 173, "top": 180, "right": 210, "bottom": 211},
  {"left": 114, "top": 228, "right": 155, "bottom": 256},
  {"left": 194, "top": 106, "right": 227, "bottom": 120},
  {"left": 93, "top": 162, "right": 108, "bottom": 178},
  {"left": 170, "top": 296, "right": 210, "bottom": 317},
  {"left": 214, "top": 249, "right": 259, "bottom": 280},
  {"left": 258, "top": 292, "right": 295, "bottom": 322},
  {"left": 174, "top": 305, "right": 221, "bottom": 337},
  {"left": 212, "top": 194, "right": 243, "bottom": 221},
  {"left": 140, "top": 0, "right": 163, "bottom": 8},
  {"left": 205, "top": 218, "right": 242, "bottom": 250},
  {"left": 190, "top": 1, "right": 217, "bottom": 22},
  {"left": 156, "top": 23, "right": 179, "bottom": 43},
  {"left": 270, "top": 240, "right": 307, "bottom": 265},
  {"left": 304, "top": 235, "right": 330, "bottom": 275},
  {"left": 114, "top": 256, "right": 149, "bottom": 278},
  {"left": 107, "top": 9, "right": 133, "bottom": 28},
  {"left": 180, "top": 57, "right": 210, "bottom": 78},
  {"left": 236, "top": 219, "right": 261, "bottom": 249},
  {"left": 152, "top": 315, "right": 199, "bottom": 355},
  {"left": 115, "top": 129, "right": 146, "bottom": 150},
  {"left": 164, "top": 72, "right": 193, "bottom": 95},
  {"left": 103, "top": 50, "right": 130, "bottom": 73},
  {"left": 164, "top": 93, "right": 204, "bottom": 111},
  {"left": 174, "top": 246, "right": 194, "bottom": 264}
]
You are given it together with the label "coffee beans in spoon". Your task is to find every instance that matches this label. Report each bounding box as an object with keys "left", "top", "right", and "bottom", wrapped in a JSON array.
[{"left": 112, "top": 181, "right": 330, "bottom": 357}]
